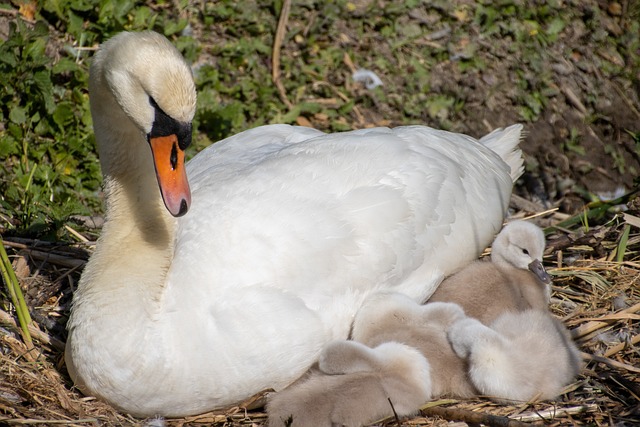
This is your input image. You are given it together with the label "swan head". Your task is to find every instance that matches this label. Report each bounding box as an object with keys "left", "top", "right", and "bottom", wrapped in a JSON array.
[
  {"left": 491, "top": 221, "right": 551, "bottom": 284},
  {"left": 90, "top": 31, "right": 197, "bottom": 217}
]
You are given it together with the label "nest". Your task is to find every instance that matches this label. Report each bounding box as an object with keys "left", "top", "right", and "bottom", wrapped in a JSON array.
[{"left": 1, "top": 199, "right": 639, "bottom": 427}]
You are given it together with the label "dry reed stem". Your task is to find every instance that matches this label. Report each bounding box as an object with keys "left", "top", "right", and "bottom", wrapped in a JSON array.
[
  {"left": 0, "top": 308, "right": 65, "bottom": 350},
  {"left": 510, "top": 403, "right": 599, "bottom": 422},
  {"left": 572, "top": 302, "right": 640, "bottom": 339},
  {"left": 603, "top": 333, "right": 640, "bottom": 357},
  {"left": 271, "top": 0, "right": 293, "bottom": 109},
  {"left": 421, "top": 405, "right": 531, "bottom": 426}
]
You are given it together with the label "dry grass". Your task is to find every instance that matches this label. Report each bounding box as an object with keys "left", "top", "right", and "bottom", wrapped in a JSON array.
[{"left": 1, "top": 200, "right": 639, "bottom": 426}]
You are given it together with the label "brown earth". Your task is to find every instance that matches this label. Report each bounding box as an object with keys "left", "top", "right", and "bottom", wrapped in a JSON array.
[
  {"left": 259, "top": 0, "right": 640, "bottom": 212},
  {"left": 379, "top": 6, "right": 639, "bottom": 211}
]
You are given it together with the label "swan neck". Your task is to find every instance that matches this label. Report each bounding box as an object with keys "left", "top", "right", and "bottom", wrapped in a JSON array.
[{"left": 73, "top": 73, "right": 177, "bottom": 312}]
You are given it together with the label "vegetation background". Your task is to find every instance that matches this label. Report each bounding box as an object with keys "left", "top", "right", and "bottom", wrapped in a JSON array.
[
  {"left": 1, "top": 0, "right": 639, "bottom": 236},
  {"left": 0, "top": 0, "right": 639, "bottom": 426}
]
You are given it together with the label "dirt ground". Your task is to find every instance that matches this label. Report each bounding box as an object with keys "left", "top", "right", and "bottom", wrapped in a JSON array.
[
  {"left": 338, "top": 0, "right": 640, "bottom": 210},
  {"left": 314, "top": 1, "right": 640, "bottom": 210}
]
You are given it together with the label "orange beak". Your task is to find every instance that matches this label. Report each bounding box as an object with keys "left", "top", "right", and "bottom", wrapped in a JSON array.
[{"left": 149, "top": 134, "right": 191, "bottom": 217}]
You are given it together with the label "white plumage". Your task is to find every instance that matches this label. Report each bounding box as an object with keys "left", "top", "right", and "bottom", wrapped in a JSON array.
[{"left": 65, "top": 31, "right": 524, "bottom": 417}]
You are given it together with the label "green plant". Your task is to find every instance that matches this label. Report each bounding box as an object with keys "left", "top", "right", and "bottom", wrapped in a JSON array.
[
  {"left": 605, "top": 144, "right": 626, "bottom": 175},
  {"left": 1, "top": 0, "right": 638, "bottom": 238},
  {"left": 0, "top": 1, "right": 199, "bottom": 237},
  {"left": 0, "top": 238, "right": 33, "bottom": 346},
  {"left": 561, "top": 127, "right": 586, "bottom": 156},
  {"left": 0, "top": 19, "right": 99, "bottom": 236}
]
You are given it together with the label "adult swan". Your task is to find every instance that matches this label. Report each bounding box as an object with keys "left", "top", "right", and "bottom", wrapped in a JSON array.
[{"left": 65, "top": 31, "right": 524, "bottom": 417}]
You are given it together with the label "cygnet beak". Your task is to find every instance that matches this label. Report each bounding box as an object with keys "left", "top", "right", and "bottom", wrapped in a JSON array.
[{"left": 528, "top": 259, "right": 551, "bottom": 284}]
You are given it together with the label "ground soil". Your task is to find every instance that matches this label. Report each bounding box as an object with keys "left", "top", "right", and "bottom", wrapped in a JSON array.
[
  {"left": 345, "top": 0, "right": 640, "bottom": 210},
  {"left": 286, "top": 0, "right": 640, "bottom": 214}
]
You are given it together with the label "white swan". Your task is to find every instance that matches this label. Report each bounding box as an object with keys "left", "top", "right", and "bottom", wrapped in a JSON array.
[{"left": 64, "top": 31, "right": 524, "bottom": 417}]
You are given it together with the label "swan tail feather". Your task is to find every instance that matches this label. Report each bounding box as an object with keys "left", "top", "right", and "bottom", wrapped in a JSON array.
[{"left": 480, "top": 124, "right": 525, "bottom": 183}]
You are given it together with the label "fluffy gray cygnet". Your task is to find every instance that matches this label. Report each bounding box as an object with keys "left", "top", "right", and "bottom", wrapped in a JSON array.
[{"left": 267, "top": 221, "right": 581, "bottom": 427}]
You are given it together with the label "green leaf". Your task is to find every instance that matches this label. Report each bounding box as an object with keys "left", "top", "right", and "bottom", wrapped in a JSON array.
[
  {"left": 34, "top": 116, "right": 53, "bottom": 136},
  {"left": 52, "top": 57, "right": 81, "bottom": 74},
  {"left": 42, "top": 0, "right": 66, "bottom": 19},
  {"left": 67, "top": 11, "right": 86, "bottom": 39},
  {"left": 52, "top": 102, "right": 75, "bottom": 130},
  {"left": 280, "top": 105, "right": 302, "bottom": 123},
  {"left": 0, "top": 136, "right": 19, "bottom": 157},
  {"left": 68, "top": 0, "right": 95, "bottom": 12},
  {"left": 132, "top": 6, "right": 154, "bottom": 28},
  {"left": 0, "top": 50, "right": 18, "bottom": 67},
  {"left": 546, "top": 18, "right": 565, "bottom": 37},
  {"left": 25, "top": 37, "right": 47, "bottom": 61},
  {"left": 164, "top": 18, "right": 188, "bottom": 36},
  {"left": 7, "top": 122, "right": 23, "bottom": 139},
  {"left": 33, "top": 70, "right": 56, "bottom": 113},
  {"left": 9, "top": 106, "right": 27, "bottom": 124},
  {"left": 32, "top": 21, "right": 50, "bottom": 38}
]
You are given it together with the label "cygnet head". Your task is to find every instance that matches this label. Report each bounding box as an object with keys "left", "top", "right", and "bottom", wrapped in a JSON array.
[{"left": 491, "top": 221, "right": 551, "bottom": 284}]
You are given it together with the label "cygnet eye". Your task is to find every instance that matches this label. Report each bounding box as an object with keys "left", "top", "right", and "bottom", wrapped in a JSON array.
[{"left": 522, "top": 248, "right": 529, "bottom": 255}]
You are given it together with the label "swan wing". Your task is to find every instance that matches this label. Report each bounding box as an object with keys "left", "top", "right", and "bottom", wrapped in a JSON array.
[{"left": 172, "top": 124, "right": 518, "bottom": 303}]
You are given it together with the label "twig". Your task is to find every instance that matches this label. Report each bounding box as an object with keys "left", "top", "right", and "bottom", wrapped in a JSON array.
[
  {"left": 612, "top": 81, "right": 640, "bottom": 120},
  {"left": 343, "top": 52, "right": 357, "bottom": 73},
  {"left": 0, "top": 417, "right": 99, "bottom": 425},
  {"left": 545, "top": 226, "right": 611, "bottom": 254},
  {"left": 420, "top": 405, "right": 531, "bottom": 426},
  {"left": 387, "top": 398, "right": 401, "bottom": 425},
  {"left": 583, "top": 352, "right": 640, "bottom": 374},
  {"left": 272, "top": 0, "right": 293, "bottom": 109},
  {"left": 63, "top": 225, "right": 90, "bottom": 243},
  {"left": 603, "top": 333, "right": 640, "bottom": 358},
  {"left": 519, "top": 207, "right": 560, "bottom": 221},
  {"left": 510, "top": 404, "right": 599, "bottom": 422},
  {"left": 0, "top": 8, "right": 19, "bottom": 16},
  {"left": 3, "top": 334, "right": 79, "bottom": 411},
  {"left": 561, "top": 85, "right": 588, "bottom": 115},
  {"left": 0, "top": 308, "right": 65, "bottom": 351},
  {"left": 25, "top": 249, "right": 86, "bottom": 269},
  {"left": 623, "top": 212, "right": 640, "bottom": 229},
  {"left": 573, "top": 302, "right": 640, "bottom": 339},
  {"left": 578, "top": 314, "right": 640, "bottom": 322},
  {"left": 509, "top": 194, "right": 547, "bottom": 214}
]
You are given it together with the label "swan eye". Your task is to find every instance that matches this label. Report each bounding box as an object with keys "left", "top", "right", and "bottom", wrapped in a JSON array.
[{"left": 522, "top": 248, "right": 529, "bottom": 255}]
